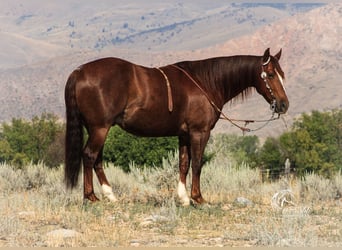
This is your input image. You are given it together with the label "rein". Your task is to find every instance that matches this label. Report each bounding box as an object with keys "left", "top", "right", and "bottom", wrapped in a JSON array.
[{"left": 170, "top": 64, "right": 280, "bottom": 134}]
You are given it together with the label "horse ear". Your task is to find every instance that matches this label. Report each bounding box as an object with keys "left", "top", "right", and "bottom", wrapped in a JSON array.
[
  {"left": 275, "top": 48, "right": 282, "bottom": 60},
  {"left": 263, "top": 48, "right": 271, "bottom": 65}
]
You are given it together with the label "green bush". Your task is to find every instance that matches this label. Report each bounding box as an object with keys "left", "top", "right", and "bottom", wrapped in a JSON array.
[
  {"left": 257, "top": 137, "right": 284, "bottom": 180},
  {"left": 0, "top": 113, "right": 64, "bottom": 168},
  {"left": 103, "top": 126, "right": 178, "bottom": 172},
  {"left": 259, "top": 109, "right": 342, "bottom": 178},
  {"left": 280, "top": 110, "right": 342, "bottom": 177},
  {"left": 207, "top": 133, "right": 259, "bottom": 167}
]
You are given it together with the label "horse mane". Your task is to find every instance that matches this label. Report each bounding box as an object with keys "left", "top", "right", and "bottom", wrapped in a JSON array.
[{"left": 175, "top": 55, "right": 261, "bottom": 104}]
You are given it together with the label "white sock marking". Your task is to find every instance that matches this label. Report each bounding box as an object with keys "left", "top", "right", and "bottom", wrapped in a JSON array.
[
  {"left": 177, "top": 181, "right": 190, "bottom": 206},
  {"left": 102, "top": 184, "right": 117, "bottom": 202}
]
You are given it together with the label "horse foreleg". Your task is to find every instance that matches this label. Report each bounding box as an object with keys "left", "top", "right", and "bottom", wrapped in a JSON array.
[
  {"left": 189, "top": 131, "right": 210, "bottom": 205},
  {"left": 94, "top": 148, "right": 117, "bottom": 202},
  {"left": 177, "top": 136, "right": 191, "bottom": 206}
]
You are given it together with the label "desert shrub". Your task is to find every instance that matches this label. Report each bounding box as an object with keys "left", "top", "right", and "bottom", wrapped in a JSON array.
[
  {"left": 299, "top": 171, "right": 342, "bottom": 201},
  {"left": 333, "top": 170, "right": 342, "bottom": 198},
  {"left": 249, "top": 214, "right": 318, "bottom": 247},
  {"left": 201, "top": 161, "right": 262, "bottom": 203},
  {"left": 0, "top": 162, "right": 22, "bottom": 193},
  {"left": 0, "top": 162, "right": 81, "bottom": 207},
  {"left": 0, "top": 162, "right": 49, "bottom": 192}
]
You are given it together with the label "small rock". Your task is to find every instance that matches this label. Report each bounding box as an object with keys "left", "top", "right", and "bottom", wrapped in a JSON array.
[
  {"left": 18, "top": 211, "right": 35, "bottom": 218},
  {"left": 46, "top": 229, "right": 81, "bottom": 239},
  {"left": 277, "top": 238, "right": 291, "bottom": 247},
  {"left": 221, "top": 204, "right": 232, "bottom": 211},
  {"left": 176, "top": 238, "right": 188, "bottom": 244},
  {"left": 130, "top": 239, "right": 143, "bottom": 247},
  {"left": 145, "top": 214, "right": 169, "bottom": 222},
  {"left": 234, "top": 197, "right": 253, "bottom": 207},
  {"left": 140, "top": 220, "right": 153, "bottom": 227},
  {"left": 140, "top": 214, "right": 169, "bottom": 226}
]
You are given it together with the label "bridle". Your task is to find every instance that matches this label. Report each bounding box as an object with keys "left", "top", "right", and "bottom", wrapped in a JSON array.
[
  {"left": 171, "top": 61, "right": 281, "bottom": 134},
  {"left": 261, "top": 57, "right": 277, "bottom": 114}
]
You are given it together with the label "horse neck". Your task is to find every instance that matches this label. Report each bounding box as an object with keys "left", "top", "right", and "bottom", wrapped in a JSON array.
[{"left": 177, "top": 56, "right": 260, "bottom": 107}]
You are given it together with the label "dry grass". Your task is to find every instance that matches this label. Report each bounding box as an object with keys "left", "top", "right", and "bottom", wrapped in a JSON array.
[{"left": 0, "top": 155, "right": 341, "bottom": 247}]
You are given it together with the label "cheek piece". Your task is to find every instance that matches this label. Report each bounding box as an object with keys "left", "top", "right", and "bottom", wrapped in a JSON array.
[{"left": 260, "top": 70, "right": 277, "bottom": 113}]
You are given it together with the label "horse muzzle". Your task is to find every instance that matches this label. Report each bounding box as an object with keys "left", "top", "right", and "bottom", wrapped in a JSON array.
[{"left": 272, "top": 99, "right": 289, "bottom": 114}]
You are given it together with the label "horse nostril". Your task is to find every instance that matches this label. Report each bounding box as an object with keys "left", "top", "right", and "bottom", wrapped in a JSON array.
[{"left": 280, "top": 101, "right": 288, "bottom": 113}]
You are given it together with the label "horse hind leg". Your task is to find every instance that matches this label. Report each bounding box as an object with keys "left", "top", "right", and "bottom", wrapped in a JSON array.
[
  {"left": 83, "top": 145, "right": 99, "bottom": 202},
  {"left": 83, "top": 127, "right": 116, "bottom": 202}
]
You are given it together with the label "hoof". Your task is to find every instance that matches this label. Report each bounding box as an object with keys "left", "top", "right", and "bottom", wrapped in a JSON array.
[
  {"left": 103, "top": 194, "right": 118, "bottom": 203},
  {"left": 84, "top": 193, "right": 100, "bottom": 202},
  {"left": 179, "top": 198, "right": 191, "bottom": 207},
  {"left": 192, "top": 201, "right": 211, "bottom": 209},
  {"left": 191, "top": 195, "right": 206, "bottom": 205}
]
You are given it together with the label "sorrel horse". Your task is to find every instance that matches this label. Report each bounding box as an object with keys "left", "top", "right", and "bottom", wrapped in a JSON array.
[{"left": 64, "top": 48, "right": 289, "bottom": 205}]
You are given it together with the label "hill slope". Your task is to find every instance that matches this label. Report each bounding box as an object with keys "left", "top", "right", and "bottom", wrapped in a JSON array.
[
  {"left": 1, "top": 3, "right": 340, "bottom": 139},
  {"left": 0, "top": 1, "right": 323, "bottom": 69}
]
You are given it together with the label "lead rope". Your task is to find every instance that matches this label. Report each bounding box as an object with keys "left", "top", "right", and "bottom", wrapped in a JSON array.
[{"left": 170, "top": 64, "right": 280, "bottom": 134}]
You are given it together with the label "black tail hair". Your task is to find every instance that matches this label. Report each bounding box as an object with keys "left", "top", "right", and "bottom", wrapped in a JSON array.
[{"left": 64, "top": 70, "right": 83, "bottom": 188}]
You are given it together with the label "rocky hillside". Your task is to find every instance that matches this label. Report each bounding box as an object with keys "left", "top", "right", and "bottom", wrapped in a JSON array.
[
  {"left": 0, "top": 2, "right": 340, "bottom": 138},
  {"left": 0, "top": 1, "right": 321, "bottom": 69}
]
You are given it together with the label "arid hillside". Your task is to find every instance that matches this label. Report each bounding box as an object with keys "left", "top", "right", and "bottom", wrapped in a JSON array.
[{"left": 0, "top": 3, "right": 340, "bottom": 138}]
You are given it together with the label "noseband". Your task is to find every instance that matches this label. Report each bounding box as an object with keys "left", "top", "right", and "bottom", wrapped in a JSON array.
[{"left": 261, "top": 58, "right": 277, "bottom": 114}]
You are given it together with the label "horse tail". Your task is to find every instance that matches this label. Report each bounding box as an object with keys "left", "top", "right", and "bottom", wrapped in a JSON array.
[{"left": 64, "top": 69, "right": 83, "bottom": 189}]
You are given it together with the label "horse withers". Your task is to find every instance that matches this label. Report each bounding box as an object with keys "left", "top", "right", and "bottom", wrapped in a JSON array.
[{"left": 64, "top": 48, "right": 289, "bottom": 205}]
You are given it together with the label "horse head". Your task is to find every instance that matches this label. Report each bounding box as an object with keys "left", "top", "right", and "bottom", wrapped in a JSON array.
[{"left": 255, "top": 48, "right": 289, "bottom": 114}]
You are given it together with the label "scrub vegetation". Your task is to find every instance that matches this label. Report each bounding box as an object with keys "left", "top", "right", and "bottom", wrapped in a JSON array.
[
  {"left": 0, "top": 151, "right": 341, "bottom": 247},
  {"left": 0, "top": 109, "right": 341, "bottom": 246}
]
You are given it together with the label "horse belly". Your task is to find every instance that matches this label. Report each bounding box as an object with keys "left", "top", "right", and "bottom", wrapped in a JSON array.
[{"left": 118, "top": 106, "right": 183, "bottom": 137}]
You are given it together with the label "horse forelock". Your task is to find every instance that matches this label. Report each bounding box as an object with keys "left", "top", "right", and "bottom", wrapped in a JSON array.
[
  {"left": 272, "top": 58, "right": 287, "bottom": 95},
  {"left": 271, "top": 57, "right": 285, "bottom": 79}
]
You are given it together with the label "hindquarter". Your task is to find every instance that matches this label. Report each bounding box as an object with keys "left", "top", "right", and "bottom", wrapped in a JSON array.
[{"left": 75, "top": 58, "right": 132, "bottom": 128}]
